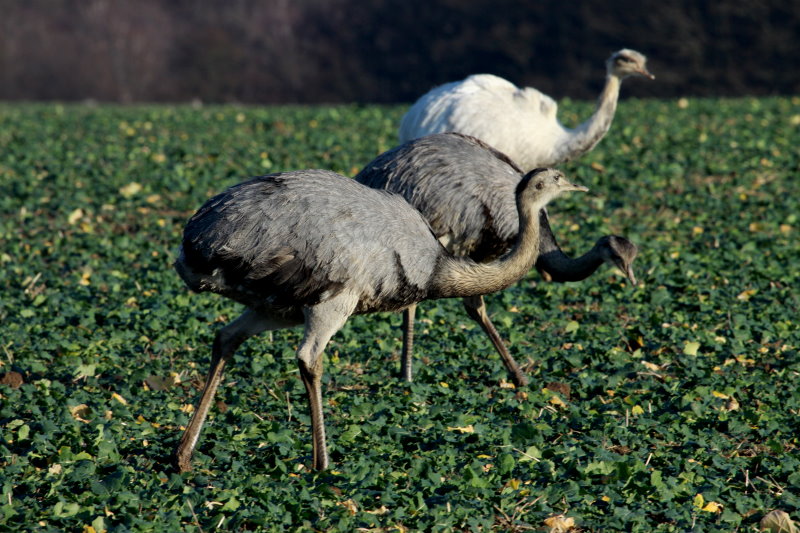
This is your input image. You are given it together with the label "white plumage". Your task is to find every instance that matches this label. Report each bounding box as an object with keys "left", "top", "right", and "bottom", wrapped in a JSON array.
[{"left": 399, "top": 49, "right": 654, "bottom": 171}]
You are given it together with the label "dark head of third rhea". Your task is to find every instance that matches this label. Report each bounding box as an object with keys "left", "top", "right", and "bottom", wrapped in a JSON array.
[{"left": 594, "top": 235, "right": 639, "bottom": 285}]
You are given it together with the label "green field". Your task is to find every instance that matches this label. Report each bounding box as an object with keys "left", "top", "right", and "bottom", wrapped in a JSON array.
[{"left": 1, "top": 98, "right": 799, "bottom": 532}]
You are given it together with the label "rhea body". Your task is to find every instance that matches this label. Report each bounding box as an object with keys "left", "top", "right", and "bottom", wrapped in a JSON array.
[
  {"left": 399, "top": 49, "right": 654, "bottom": 171},
  {"left": 356, "top": 133, "right": 638, "bottom": 386},
  {"left": 174, "top": 168, "right": 585, "bottom": 472}
]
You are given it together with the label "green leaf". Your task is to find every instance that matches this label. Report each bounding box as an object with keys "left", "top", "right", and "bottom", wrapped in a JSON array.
[
  {"left": 75, "top": 363, "right": 97, "bottom": 379},
  {"left": 498, "top": 453, "right": 515, "bottom": 475},
  {"left": 339, "top": 424, "right": 362, "bottom": 444},
  {"left": 518, "top": 445, "right": 542, "bottom": 463},
  {"left": 221, "top": 496, "right": 241, "bottom": 511},
  {"left": 584, "top": 461, "right": 615, "bottom": 476}
]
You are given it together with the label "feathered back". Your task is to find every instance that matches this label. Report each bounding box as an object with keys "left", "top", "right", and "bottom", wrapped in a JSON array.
[
  {"left": 177, "top": 170, "right": 445, "bottom": 315},
  {"left": 398, "top": 74, "right": 569, "bottom": 169},
  {"left": 356, "top": 133, "right": 523, "bottom": 261}
]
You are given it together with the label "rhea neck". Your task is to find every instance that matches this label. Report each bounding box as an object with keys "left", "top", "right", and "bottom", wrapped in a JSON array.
[
  {"left": 430, "top": 189, "right": 544, "bottom": 299},
  {"left": 554, "top": 73, "right": 621, "bottom": 165},
  {"left": 535, "top": 209, "right": 606, "bottom": 282}
]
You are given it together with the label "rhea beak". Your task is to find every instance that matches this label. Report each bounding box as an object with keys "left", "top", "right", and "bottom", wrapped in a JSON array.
[
  {"left": 562, "top": 180, "right": 589, "bottom": 193},
  {"left": 639, "top": 67, "right": 655, "bottom": 80}
]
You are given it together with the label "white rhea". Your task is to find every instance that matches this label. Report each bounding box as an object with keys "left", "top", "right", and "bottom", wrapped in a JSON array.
[{"left": 399, "top": 49, "right": 654, "bottom": 171}]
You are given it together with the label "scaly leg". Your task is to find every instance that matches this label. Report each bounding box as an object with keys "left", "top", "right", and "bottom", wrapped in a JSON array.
[
  {"left": 175, "top": 309, "right": 295, "bottom": 472},
  {"left": 297, "top": 293, "right": 357, "bottom": 471},
  {"left": 400, "top": 304, "right": 417, "bottom": 382},
  {"left": 462, "top": 295, "right": 529, "bottom": 387}
]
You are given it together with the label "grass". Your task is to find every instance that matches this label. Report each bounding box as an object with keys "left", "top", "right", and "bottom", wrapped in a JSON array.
[{"left": 1, "top": 96, "right": 799, "bottom": 532}]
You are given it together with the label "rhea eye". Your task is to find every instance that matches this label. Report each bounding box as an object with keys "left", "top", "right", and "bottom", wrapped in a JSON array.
[
  {"left": 616, "top": 56, "right": 633, "bottom": 64},
  {"left": 535, "top": 181, "right": 544, "bottom": 190},
  {"left": 554, "top": 174, "right": 560, "bottom": 182}
]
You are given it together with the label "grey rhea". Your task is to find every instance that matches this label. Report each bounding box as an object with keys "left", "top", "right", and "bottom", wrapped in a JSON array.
[
  {"left": 355, "top": 133, "right": 638, "bottom": 386},
  {"left": 174, "top": 168, "right": 586, "bottom": 471}
]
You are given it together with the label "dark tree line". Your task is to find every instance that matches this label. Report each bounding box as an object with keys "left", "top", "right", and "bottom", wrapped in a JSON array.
[{"left": 1, "top": 0, "right": 797, "bottom": 104}]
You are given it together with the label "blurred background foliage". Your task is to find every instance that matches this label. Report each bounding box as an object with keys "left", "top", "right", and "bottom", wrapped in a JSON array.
[{"left": 1, "top": 0, "right": 798, "bottom": 104}]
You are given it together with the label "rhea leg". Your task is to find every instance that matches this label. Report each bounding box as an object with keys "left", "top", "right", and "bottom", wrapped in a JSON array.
[
  {"left": 297, "top": 294, "right": 357, "bottom": 471},
  {"left": 175, "top": 309, "right": 295, "bottom": 472},
  {"left": 400, "top": 304, "right": 417, "bottom": 382},
  {"left": 462, "top": 295, "right": 529, "bottom": 387}
]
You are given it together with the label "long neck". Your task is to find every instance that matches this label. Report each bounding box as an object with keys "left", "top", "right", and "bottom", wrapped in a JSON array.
[
  {"left": 535, "top": 209, "right": 604, "bottom": 282},
  {"left": 554, "top": 74, "right": 621, "bottom": 164},
  {"left": 429, "top": 195, "right": 543, "bottom": 299}
]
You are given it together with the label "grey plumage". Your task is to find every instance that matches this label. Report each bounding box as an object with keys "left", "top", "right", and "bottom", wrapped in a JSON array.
[
  {"left": 178, "top": 170, "right": 440, "bottom": 316},
  {"left": 357, "top": 133, "right": 522, "bottom": 260},
  {"left": 355, "top": 132, "right": 638, "bottom": 385},
  {"left": 174, "top": 167, "right": 585, "bottom": 472}
]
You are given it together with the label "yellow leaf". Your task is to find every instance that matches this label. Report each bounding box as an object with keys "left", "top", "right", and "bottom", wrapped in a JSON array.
[
  {"left": 726, "top": 397, "right": 740, "bottom": 411},
  {"left": 702, "top": 501, "right": 723, "bottom": 513},
  {"left": 641, "top": 361, "right": 661, "bottom": 371},
  {"left": 548, "top": 395, "right": 567, "bottom": 408},
  {"left": 683, "top": 341, "right": 701, "bottom": 356},
  {"left": 508, "top": 478, "right": 521, "bottom": 490},
  {"left": 544, "top": 514, "right": 575, "bottom": 532},
  {"left": 499, "top": 379, "right": 516, "bottom": 389},
  {"left": 338, "top": 499, "right": 358, "bottom": 515},
  {"left": 439, "top": 382, "right": 449, "bottom": 388},
  {"left": 737, "top": 289, "right": 757, "bottom": 301},
  {"left": 447, "top": 425, "right": 474, "bottom": 434},
  {"left": 68, "top": 208, "right": 84, "bottom": 225},
  {"left": 631, "top": 405, "right": 644, "bottom": 415},
  {"left": 601, "top": 495, "right": 611, "bottom": 502},
  {"left": 693, "top": 493, "right": 705, "bottom": 508},
  {"left": 111, "top": 392, "right": 128, "bottom": 405},
  {"left": 711, "top": 391, "right": 729, "bottom": 399},
  {"left": 70, "top": 404, "right": 91, "bottom": 423},
  {"left": 119, "top": 182, "right": 142, "bottom": 198},
  {"left": 365, "top": 505, "right": 389, "bottom": 515},
  {"left": 83, "top": 526, "right": 97, "bottom": 533}
]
